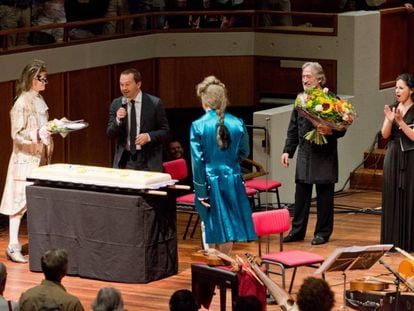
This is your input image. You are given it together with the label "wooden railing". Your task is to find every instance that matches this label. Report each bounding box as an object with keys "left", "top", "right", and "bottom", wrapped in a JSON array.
[{"left": 0, "top": 9, "right": 338, "bottom": 53}]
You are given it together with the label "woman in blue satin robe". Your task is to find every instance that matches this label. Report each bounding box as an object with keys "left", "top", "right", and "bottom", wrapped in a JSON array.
[{"left": 190, "top": 76, "right": 257, "bottom": 255}]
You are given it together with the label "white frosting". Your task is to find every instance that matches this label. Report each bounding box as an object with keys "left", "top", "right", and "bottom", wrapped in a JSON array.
[{"left": 27, "top": 164, "right": 173, "bottom": 189}]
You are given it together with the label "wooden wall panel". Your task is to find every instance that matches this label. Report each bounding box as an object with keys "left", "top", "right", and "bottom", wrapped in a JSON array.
[
  {"left": 408, "top": 14, "right": 414, "bottom": 76},
  {"left": 66, "top": 66, "right": 113, "bottom": 167},
  {"left": 158, "top": 56, "right": 255, "bottom": 108},
  {"left": 42, "top": 73, "right": 66, "bottom": 163},
  {"left": 0, "top": 82, "right": 14, "bottom": 194},
  {"left": 380, "top": 10, "right": 408, "bottom": 88},
  {"left": 256, "top": 57, "right": 337, "bottom": 98}
]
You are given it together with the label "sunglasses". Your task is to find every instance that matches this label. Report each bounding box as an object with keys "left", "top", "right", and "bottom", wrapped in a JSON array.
[{"left": 36, "top": 76, "right": 48, "bottom": 84}]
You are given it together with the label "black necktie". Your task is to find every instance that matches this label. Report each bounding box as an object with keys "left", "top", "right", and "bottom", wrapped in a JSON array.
[{"left": 130, "top": 99, "right": 137, "bottom": 155}]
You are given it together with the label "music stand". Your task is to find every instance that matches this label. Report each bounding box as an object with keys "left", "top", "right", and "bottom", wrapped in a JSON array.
[{"left": 315, "top": 244, "right": 393, "bottom": 310}]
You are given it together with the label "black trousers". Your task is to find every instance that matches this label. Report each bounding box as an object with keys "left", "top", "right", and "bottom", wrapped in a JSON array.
[
  {"left": 119, "top": 150, "right": 147, "bottom": 170},
  {"left": 289, "top": 182, "right": 335, "bottom": 240}
]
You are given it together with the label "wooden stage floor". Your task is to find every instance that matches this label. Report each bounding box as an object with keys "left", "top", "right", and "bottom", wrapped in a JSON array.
[{"left": 1, "top": 190, "right": 408, "bottom": 310}]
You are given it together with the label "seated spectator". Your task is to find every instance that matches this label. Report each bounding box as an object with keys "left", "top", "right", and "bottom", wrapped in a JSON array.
[
  {"left": 19, "top": 249, "right": 85, "bottom": 311},
  {"left": 165, "top": 0, "right": 205, "bottom": 29},
  {"left": 166, "top": 140, "right": 184, "bottom": 160},
  {"left": 31, "top": 0, "right": 66, "bottom": 43},
  {"left": 0, "top": 0, "right": 32, "bottom": 46},
  {"left": 128, "top": 0, "right": 166, "bottom": 30},
  {"left": 165, "top": 139, "right": 193, "bottom": 187},
  {"left": 0, "top": 262, "right": 18, "bottom": 310},
  {"left": 257, "top": 0, "right": 292, "bottom": 26},
  {"left": 404, "top": 0, "right": 414, "bottom": 10},
  {"left": 169, "top": 289, "right": 197, "bottom": 311},
  {"left": 104, "top": 0, "right": 129, "bottom": 34},
  {"left": 208, "top": 0, "right": 246, "bottom": 28},
  {"left": 64, "top": 0, "right": 111, "bottom": 39},
  {"left": 296, "top": 277, "right": 335, "bottom": 311},
  {"left": 164, "top": 0, "right": 189, "bottom": 29},
  {"left": 92, "top": 287, "right": 125, "bottom": 311}
]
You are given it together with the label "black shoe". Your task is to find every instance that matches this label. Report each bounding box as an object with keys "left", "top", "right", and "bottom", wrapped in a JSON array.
[
  {"left": 283, "top": 235, "right": 304, "bottom": 243},
  {"left": 311, "top": 235, "right": 328, "bottom": 245}
]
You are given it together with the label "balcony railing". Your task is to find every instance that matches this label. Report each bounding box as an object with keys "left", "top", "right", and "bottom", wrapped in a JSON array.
[{"left": 0, "top": 9, "right": 338, "bottom": 54}]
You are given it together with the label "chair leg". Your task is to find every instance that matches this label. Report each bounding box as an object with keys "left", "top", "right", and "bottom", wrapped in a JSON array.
[
  {"left": 183, "top": 214, "right": 194, "bottom": 240},
  {"left": 275, "top": 188, "right": 282, "bottom": 209},
  {"left": 190, "top": 215, "right": 200, "bottom": 238},
  {"left": 288, "top": 267, "right": 298, "bottom": 293}
]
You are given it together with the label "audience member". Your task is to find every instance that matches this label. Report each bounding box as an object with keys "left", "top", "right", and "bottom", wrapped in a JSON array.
[
  {"left": 92, "top": 287, "right": 125, "bottom": 311},
  {"left": 403, "top": 0, "right": 414, "bottom": 11},
  {"left": 104, "top": 0, "right": 129, "bottom": 34},
  {"left": 296, "top": 277, "right": 334, "bottom": 311},
  {"left": 257, "top": 0, "right": 292, "bottom": 26},
  {"left": 169, "top": 289, "right": 197, "bottom": 311},
  {"left": 165, "top": 0, "right": 187, "bottom": 29},
  {"left": 165, "top": 139, "right": 193, "bottom": 187},
  {"left": 234, "top": 296, "right": 262, "bottom": 311},
  {"left": 209, "top": 0, "right": 245, "bottom": 28},
  {"left": 19, "top": 249, "right": 84, "bottom": 311},
  {"left": 31, "top": 0, "right": 66, "bottom": 42},
  {"left": 0, "top": 0, "right": 32, "bottom": 46},
  {"left": 128, "top": 0, "right": 166, "bottom": 30},
  {"left": 64, "top": 0, "right": 112, "bottom": 39},
  {"left": 166, "top": 140, "right": 184, "bottom": 160},
  {"left": 0, "top": 262, "right": 18, "bottom": 310},
  {"left": 106, "top": 68, "right": 169, "bottom": 172}
]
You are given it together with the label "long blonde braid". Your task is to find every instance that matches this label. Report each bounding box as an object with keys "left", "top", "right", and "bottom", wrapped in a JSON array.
[{"left": 196, "top": 76, "right": 230, "bottom": 149}]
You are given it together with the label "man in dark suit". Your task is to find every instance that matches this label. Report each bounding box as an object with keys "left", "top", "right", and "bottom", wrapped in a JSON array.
[
  {"left": 107, "top": 68, "right": 169, "bottom": 171},
  {"left": 280, "top": 62, "right": 346, "bottom": 245}
]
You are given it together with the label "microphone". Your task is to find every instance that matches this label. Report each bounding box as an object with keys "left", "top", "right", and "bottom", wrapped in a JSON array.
[{"left": 121, "top": 97, "right": 127, "bottom": 110}]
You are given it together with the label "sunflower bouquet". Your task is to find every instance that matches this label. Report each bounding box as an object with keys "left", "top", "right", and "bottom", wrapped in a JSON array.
[{"left": 294, "top": 87, "right": 355, "bottom": 145}]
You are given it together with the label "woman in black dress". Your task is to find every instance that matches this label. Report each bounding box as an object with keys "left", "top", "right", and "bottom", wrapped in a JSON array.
[{"left": 381, "top": 73, "right": 414, "bottom": 251}]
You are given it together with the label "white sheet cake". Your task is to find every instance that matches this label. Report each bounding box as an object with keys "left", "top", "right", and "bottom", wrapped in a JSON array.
[{"left": 27, "top": 164, "right": 173, "bottom": 189}]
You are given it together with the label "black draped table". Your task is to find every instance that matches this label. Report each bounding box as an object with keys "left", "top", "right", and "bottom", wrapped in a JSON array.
[{"left": 26, "top": 185, "right": 178, "bottom": 283}]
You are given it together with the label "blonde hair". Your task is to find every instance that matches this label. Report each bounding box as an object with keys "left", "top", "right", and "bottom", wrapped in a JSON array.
[
  {"left": 196, "top": 76, "right": 230, "bottom": 149},
  {"left": 16, "top": 59, "right": 47, "bottom": 96}
]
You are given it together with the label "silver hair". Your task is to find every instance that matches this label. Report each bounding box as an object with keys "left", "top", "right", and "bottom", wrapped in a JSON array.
[{"left": 302, "top": 62, "right": 326, "bottom": 86}]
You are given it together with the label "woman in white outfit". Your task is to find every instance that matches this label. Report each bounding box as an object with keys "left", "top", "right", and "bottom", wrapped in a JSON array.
[{"left": 0, "top": 59, "right": 53, "bottom": 263}]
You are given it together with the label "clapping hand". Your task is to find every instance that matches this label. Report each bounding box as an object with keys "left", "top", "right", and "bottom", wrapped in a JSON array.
[
  {"left": 384, "top": 105, "right": 395, "bottom": 122},
  {"left": 395, "top": 108, "right": 403, "bottom": 125}
]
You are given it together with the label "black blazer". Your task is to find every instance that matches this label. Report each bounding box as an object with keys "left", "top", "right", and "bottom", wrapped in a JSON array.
[{"left": 107, "top": 93, "right": 170, "bottom": 171}]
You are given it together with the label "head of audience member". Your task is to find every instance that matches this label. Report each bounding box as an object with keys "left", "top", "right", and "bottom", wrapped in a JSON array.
[
  {"left": 17, "top": 59, "right": 48, "bottom": 96},
  {"left": 41, "top": 249, "right": 68, "bottom": 283},
  {"left": 169, "top": 289, "right": 197, "bottom": 311},
  {"left": 234, "top": 295, "right": 262, "bottom": 311},
  {"left": 196, "top": 76, "right": 230, "bottom": 150},
  {"left": 296, "top": 277, "right": 335, "bottom": 311},
  {"left": 301, "top": 62, "right": 326, "bottom": 92},
  {"left": 92, "top": 287, "right": 125, "bottom": 311},
  {"left": 167, "top": 140, "right": 184, "bottom": 160},
  {"left": 0, "top": 262, "right": 7, "bottom": 296},
  {"left": 120, "top": 68, "right": 142, "bottom": 102}
]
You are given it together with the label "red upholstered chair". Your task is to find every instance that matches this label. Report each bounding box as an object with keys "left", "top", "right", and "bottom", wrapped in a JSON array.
[
  {"left": 162, "top": 159, "right": 198, "bottom": 240},
  {"left": 163, "top": 159, "right": 260, "bottom": 239},
  {"left": 252, "top": 209, "right": 325, "bottom": 293},
  {"left": 245, "top": 178, "right": 282, "bottom": 209}
]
